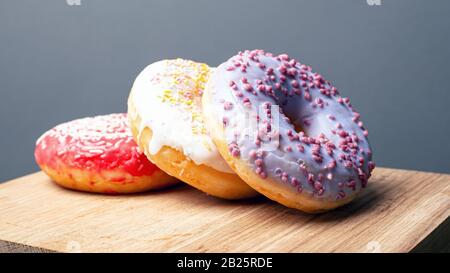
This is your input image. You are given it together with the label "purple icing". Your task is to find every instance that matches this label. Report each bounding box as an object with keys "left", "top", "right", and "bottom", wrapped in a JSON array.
[{"left": 207, "top": 49, "right": 375, "bottom": 202}]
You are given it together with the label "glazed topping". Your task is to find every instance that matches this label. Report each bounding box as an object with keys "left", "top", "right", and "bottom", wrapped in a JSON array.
[
  {"left": 130, "top": 59, "right": 234, "bottom": 173},
  {"left": 35, "top": 113, "right": 158, "bottom": 176},
  {"left": 207, "top": 49, "right": 375, "bottom": 201},
  {"left": 157, "top": 60, "right": 210, "bottom": 135}
]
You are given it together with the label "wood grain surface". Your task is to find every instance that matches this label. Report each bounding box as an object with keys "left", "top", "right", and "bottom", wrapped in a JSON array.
[{"left": 0, "top": 168, "right": 449, "bottom": 253}]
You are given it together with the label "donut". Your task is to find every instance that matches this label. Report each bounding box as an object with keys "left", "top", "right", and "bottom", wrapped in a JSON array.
[
  {"left": 34, "top": 113, "right": 177, "bottom": 194},
  {"left": 202, "top": 50, "right": 375, "bottom": 212},
  {"left": 128, "top": 59, "right": 258, "bottom": 199}
]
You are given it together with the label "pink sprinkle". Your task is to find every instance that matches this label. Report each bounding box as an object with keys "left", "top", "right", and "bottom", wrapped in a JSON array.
[
  {"left": 338, "top": 130, "right": 348, "bottom": 138},
  {"left": 358, "top": 121, "right": 364, "bottom": 128},
  {"left": 255, "top": 159, "right": 263, "bottom": 166},
  {"left": 223, "top": 101, "right": 233, "bottom": 110},
  {"left": 244, "top": 84, "right": 253, "bottom": 91},
  {"left": 228, "top": 143, "right": 240, "bottom": 157},
  {"left": 311, "top": 144, "right": 321, "bottom": 154},
  {"left": 291, "top": 177, "right": 298, "bottom": 186},
  {"left": 222, "top": 117, "right": 229, "bottom": 126},
  {"left": 231, "top": 149, "right": 240, "bottom": 157},
  {"left": 347, "top": 180, "right": 356, "bottom": 190},
  {"left": 331, "top": 87, "right": 338, "bottom": 95},
  {"left": 278, "top": 65, "right": 287, "bottom": 75},
  {"left": 304, "top": 92, "right": 311, "bottom": 101},
  {"left": 279, "top": 54, "right": 289, "bottom": 61},
  {"left": 314, "top": 181, "right": 323, "bottom": 191},
  {"left": 328, "top": 160, "right": 336, "bottom": 169},
  {"left": 287, "top": 68, "right": 297, "bottom": 77},
  {"left": 337, "top": 191, "right": 346, "bottom": 199},
  {"left": 326, "top": 148, "right": 333, "bottom": 156}
]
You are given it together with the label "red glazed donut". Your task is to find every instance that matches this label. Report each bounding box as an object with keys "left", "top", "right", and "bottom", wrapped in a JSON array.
[{"left": 34, "top": 113, "right": 177, "bottom": 194}]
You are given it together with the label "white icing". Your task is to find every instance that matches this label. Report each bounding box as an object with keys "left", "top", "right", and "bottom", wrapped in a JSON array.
[{"left": 130, "top": 59, "right": 233, "bottom": 173}]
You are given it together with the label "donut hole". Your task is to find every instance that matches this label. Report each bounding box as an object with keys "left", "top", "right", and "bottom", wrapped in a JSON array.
[
  {"left": 292, "top": 119, "right": 304, "bottom": 134},
  {"left": 279, "top": 105, "right": 305, "bottom": 135}
]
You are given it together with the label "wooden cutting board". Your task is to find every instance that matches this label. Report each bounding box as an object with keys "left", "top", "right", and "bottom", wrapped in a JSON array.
[{"left": 0, "top": 167, "right": 449, "bottom": 253}]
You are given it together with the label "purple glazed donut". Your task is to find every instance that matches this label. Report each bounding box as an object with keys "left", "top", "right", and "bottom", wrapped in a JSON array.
[{"left": 202, "top": 49, "right": 375, "bottom": 212}]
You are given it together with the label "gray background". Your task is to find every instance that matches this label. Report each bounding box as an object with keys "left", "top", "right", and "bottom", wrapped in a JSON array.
[{"left": 0, "top": 0, "right": 449, "bottom": 182}]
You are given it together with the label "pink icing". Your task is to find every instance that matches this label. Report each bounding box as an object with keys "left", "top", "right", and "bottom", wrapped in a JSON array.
[{"left": 34, "top": 113, "right": 158, "bottom": 177}]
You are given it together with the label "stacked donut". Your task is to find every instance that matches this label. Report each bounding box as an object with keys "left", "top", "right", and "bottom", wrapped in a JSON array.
[
  {"left": 35, "top": 113, "right": 178, "bottom": 193},
  {"left": 35, "top": 49, "right": 374, "bottom": 213}
]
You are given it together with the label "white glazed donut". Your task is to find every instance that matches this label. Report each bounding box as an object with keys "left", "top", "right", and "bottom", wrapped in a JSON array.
[{"left": 128, "top": 59, "right": 258, "bottom": 199}]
